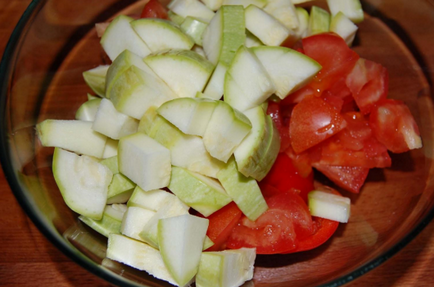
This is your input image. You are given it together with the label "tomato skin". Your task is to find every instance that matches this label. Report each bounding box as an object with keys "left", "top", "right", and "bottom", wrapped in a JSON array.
[
  {"left": 284, "top": 217, "right": 339, "bottom": 253},
  {"left": 313, "top": 163, "right": 370, "bottom": 193},
  {"left": 302, "top": 33, "right": 359, "bottom": 95},
  {"left": 312, "top": 112, "right": 392, "bottom": 168},
  {"left": 226, "top": 191, "right": 314, "bottom": 254},
  {"left": 346, "top": 59, "right": 388, "bottom": 115},
  {"left": 289, "top": 95, "right": 347, "bottom": 154},
  {"left": 204, "top": 202, "right": 243, "bottom": 251},
  {"left": 267, "top": 101, "right": 291, "bottom": 152},
  {"left": 140, "top": 0, "right": 168, "bottom": 19},
  {"left": 260, "top": 153, "right": 314, "bottom": 202},
  {"left": 369, "top": 99, "right": 422, "bottom": 153}
]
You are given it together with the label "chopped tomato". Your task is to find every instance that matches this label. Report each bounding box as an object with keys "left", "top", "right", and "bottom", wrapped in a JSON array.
[
  {"left": 284, "top": 217, "right": 339, "bottom": 253},
  {"left": 289, "top": 95, "right": 347, "bottom": 153},
  {"left": 312, "top": 112, "right": 392, "bottom": 168},
  {"left": 260, "top": 153, "right": 314, "bottom": 202},
  {"left": 313, "top": 163, "right": 370, "bottom": 193},
  {"left": 204, "top": 202, "right": 242, "bottom": 251},
  {"left": 286, "top": 185, "right": 340, "bottom": 252},
  {"left": 267, "top": 101, "right": 291, "bottom": 152},
  {"left": 226, "top": 191, "right": 314, "bottom": 254},
  {"left": 369, "top": 99, "right": 422, "bottom": 153},
  {"left": 284, "top": 145, "right": 315, "bottom": 178},
  {"left": 281, "top": 84, "right": 315, "bottom": 105},
  {"left": 140, "top": 0, "right": 168, "bottom": 19},
  {"left": 322, "top": 77, "right": 354, "bottom": 112},
  {"left": 301, "top": 33, "right": 359, "bottom": 95},
  {"left": 346, "top": 58, "right": 388, "bottom": 114}
]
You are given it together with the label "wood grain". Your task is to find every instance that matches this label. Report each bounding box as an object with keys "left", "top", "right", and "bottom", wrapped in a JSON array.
[{"left": 0, "top": 1, "right": 434, "bottom": 286}]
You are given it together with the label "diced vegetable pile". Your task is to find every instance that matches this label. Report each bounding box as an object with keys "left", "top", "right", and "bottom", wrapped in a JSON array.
[{"left": 36, "top": 0, "right": 422, "bottom": 286}]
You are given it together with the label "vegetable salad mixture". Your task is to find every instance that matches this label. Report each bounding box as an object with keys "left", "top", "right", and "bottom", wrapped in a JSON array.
[{"left": 36, "top": 0, "right": 422, "bottom": 286}]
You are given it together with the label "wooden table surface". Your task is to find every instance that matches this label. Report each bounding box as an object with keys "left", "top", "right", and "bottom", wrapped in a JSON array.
[{"left": 1, "top": 1, "right": 434, "bottom": 286}]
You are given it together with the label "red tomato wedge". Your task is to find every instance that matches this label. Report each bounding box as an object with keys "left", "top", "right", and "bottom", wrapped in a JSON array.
[
  {"left": 140, "top": 0, "right": 168, "bottom": 19},
  {"left": 204, "top": 202, "right": 242, "bottom": 251},
  {"left": 289, "top": 95, "right": 347, "bottom": 154},
  {"left": 346, "top": 58, "right": 389, "bottom": 115},
  {"left": 226, "top": 191, "right": 314, "bottom": 254},
  {"left": 313, "top": 163, "right": 370, "bottom": 193},
  {"left": 267, "top": 101, "right": 291, "bottom": 152},
  {"left": 369, "top": 99, "right": 422, "bottom": 153},
  {"left": 312, "top": 112, "right": 392, "bottom": 168},
  {"left": 284, "top": 217, "right": 339, "bottom": 253},
  {"left": 260, "top": 153, "right": 314, "bottom": 202},
  {"left": 302, "top": 33, "right": 359, "bottom": 95}
]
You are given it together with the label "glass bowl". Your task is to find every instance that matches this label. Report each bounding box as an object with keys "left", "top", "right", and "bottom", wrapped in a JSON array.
[{"left": 1, "top": 0, "right": 434, "bottom": 286}]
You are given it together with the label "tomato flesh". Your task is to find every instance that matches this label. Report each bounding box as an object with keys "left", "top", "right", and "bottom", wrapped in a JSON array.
[
  {"left": 369, "top": 99, "right": 422, "bottom": 153},
  {"left": 260, "top": 153, "right": 314, "bottom": 202},
  {"left": 313, "top": 163, "right": 370, "bottom": 193},
  {"left": 204, "top": 202, "right": 242, "bottom": 251},
  {"left": 346, "top": 59, "right": 389, "bottom": 115},
  {"left": 226, "top": 191, "right": 314, "bottom": 254},
  {"left": 302, "top": 33, "right": 359, "bottom": 95},
  {"left": 140, "top": 0, "right": 168, "bottom": 19},
  {"left": 289, "top": 96, "right": 347, "bottom": 154},
  {"left": 312, "top": 112, "right": 392, "bottom": 168},
  {"left": 267, "top": 101, "right": 291, "bottom": 152},
  {"left": 288, "top": 217, "right": 339, "bottom": 253}
]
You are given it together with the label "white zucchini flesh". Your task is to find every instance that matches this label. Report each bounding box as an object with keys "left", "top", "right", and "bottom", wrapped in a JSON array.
[
  {"left": 202, "top": 0, "right": 223, "bottom": 11},
  {"left": 222, "top": 0, "right": 268, "bottom": 9},
  {"left": 203, "top": 101, "right": 252, "bottom": 162},
  {"left": 105, "top": 49, "right": 159, "bottom": 99},
  {"left": 139, "top": 195, "right": 190, "bottom": 248},
  {"left": 109, "top": 65, "right": 177, "bottom": 120},
  {"left": 37, "top": 120, "right": 107, "bottom": 158},
  {"left": 131, "top": 18, "right": 194, "bottom": 52},
  {"left": 245, "top": 4, "right": 294, "bottom": 47},
  {"left": 308, "top": 190, "right": 351, "bottom": 223},
  {"left": 327, "top": 0, "right": 364, "bottom": 23},
  {"left": 168, "top": 166, "right": 232, "bottom": 217},
  {"left": 263, "top": 0, "right": 299, "bottom": 30},
  {"left": 158, "top": 214, "right": 209, "bottom": 287},
  {"left": 157, "top": 97, "right": 217, "bottom": 137},
  {"left": 106, "top": 234, "right": 177, "bottom": 286},
  {"left": 79, "top": 204, "right": 127, "bottom": 237},
  {"left": 202, "top": 62, "right": 228, "bottom": 100},
  {"left": 121, "top": 206, "right": 156, "bottom": 241},
  {"left": 196, "top": 248, "right": 256, "bottom": 287},
  {"left": 127, "top": 187, "right": 177, "bottom": 211},
  {"left": 224, "top": 46, "right": 275, "bottom": 112},
  {"left": 202, "top": 5, "right": 246, "bottom": 66},
  {"left": 102, "top": 138, "right": 118, "bottom": 159},
  {"left": 52, "top": 148, "right": 112, "bottom": 220},
  {"left": 294, "top": 7, "right": 309, "bottom": 38},
  {"left": 217, "top": 157, "right": 268, "bottom": 221},
  {"left": 92, "top": 98, "right": 139, "bottom": 140},
  {"left": 168, "top": 0, "right": 215, "bottom": 23},
  {"left": 252, "top": 46, "right": 322, "bottom": 99},
  {"left": 82, "top": 65, "right": 109, "bottom": 97},
  {"left": 75, "top": 98, "right": 102, "bottom": 122},
  {"left": 307, "top": 6, "right": 331, "bottom": 36},
  {"left": 100, "top": 15, "right": 151, "bottom": 61},
  {"left": 118, "top": 133, "right": 171, "bottom": 191},
  {"left": 180, "top": 16, "right": 208, "bottom": 46},
  {"left": 145, "top": 113, "right": 225, "bottom": 178},
  {"left": 144, "top": 50, "right": 214, "bottom": 98},
  {"left": 330, "top": 11, "right": 358, "bottom": 46},
  {"left": 233, "top": 106, "right": 270, "bottom": 178}
]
